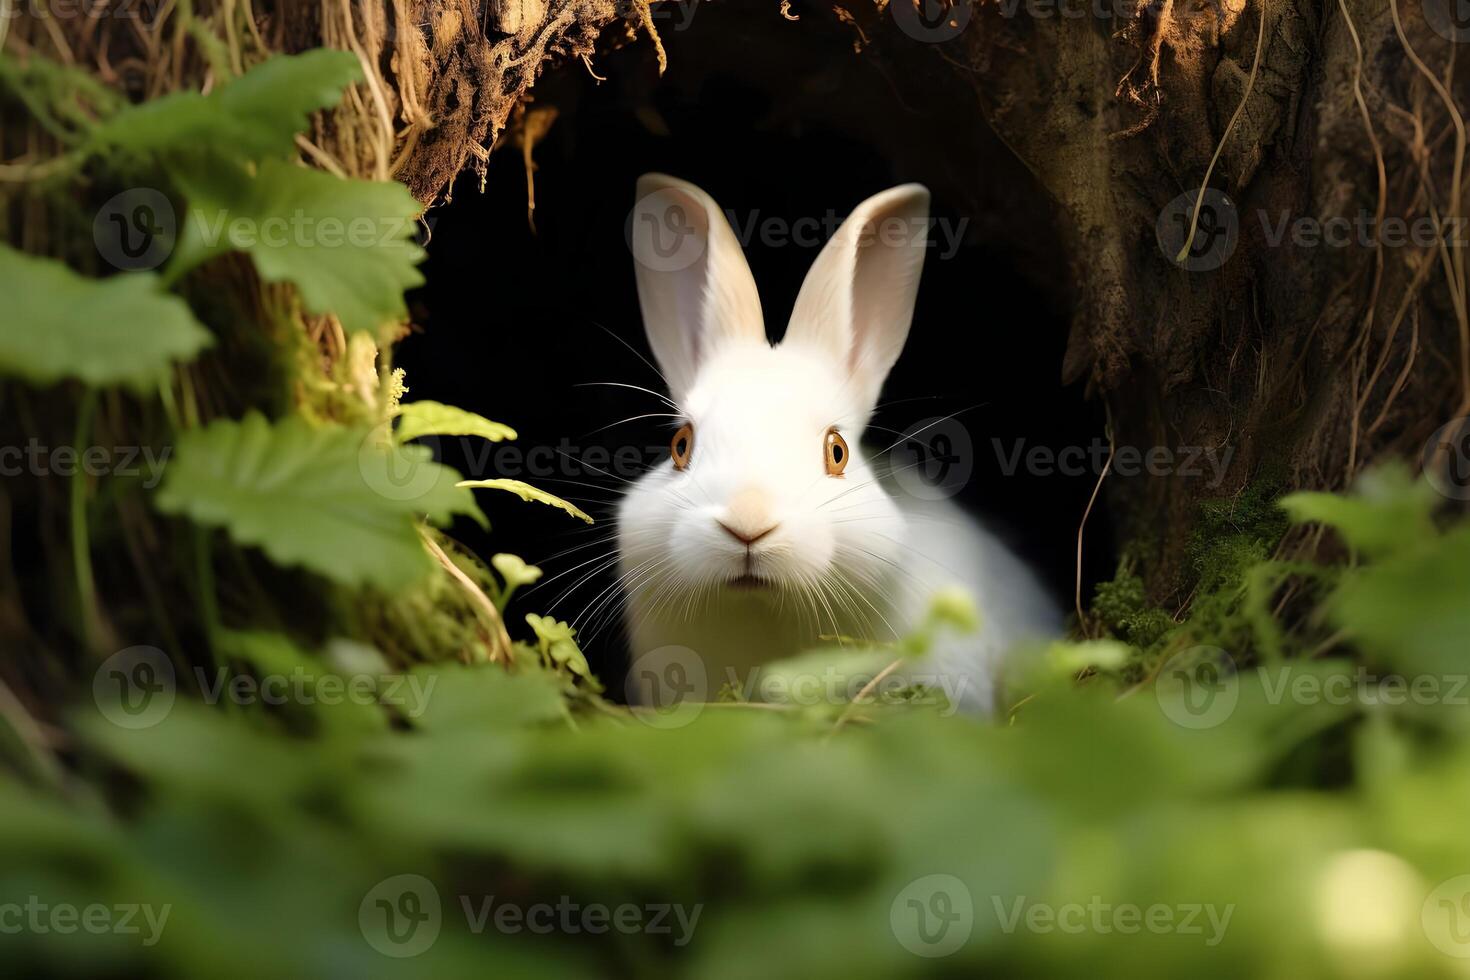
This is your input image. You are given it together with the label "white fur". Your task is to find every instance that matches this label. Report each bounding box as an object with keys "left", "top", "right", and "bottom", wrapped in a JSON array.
[{"left": 618, "top": 174, "right": 1059, "bottom": 713}]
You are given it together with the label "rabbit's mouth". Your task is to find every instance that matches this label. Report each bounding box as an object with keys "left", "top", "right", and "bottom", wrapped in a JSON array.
[{"left": 726, "top": 573, "right": 771, "bottom": 590}]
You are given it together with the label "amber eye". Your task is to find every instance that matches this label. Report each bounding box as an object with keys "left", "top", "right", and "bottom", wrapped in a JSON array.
[
  {"left": 824, "top": 428, "right": 849, "bottom": 476},
  {"left": 671, "top": 423, "right": 694, "bottom": 470}
]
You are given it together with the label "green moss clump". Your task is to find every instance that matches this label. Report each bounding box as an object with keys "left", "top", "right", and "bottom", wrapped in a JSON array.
[{"left": 1092, "top": 572, "right": 1173, "bottom": 650}]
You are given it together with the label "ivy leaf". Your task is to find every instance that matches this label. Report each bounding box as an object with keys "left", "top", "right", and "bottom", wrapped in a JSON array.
[
  {"left": 458, "top": 479, "right": 594, "bottom": 524},
  {"left": 395, "top": 401, "right": 518, "bottom": 444},
  {"left": 155, "top": 413, "right": 485, "bottom": 589},
  {"left": 0, "top": 245, "right": 211, "bottom": 391},
  {"left": 168, "top": 159, "right": 425, "bottom": 335},
  {"left": 86, "top": 50, "right": 362, "bottom": 164}
]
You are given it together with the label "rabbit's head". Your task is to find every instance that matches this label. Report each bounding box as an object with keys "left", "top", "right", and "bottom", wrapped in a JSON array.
[{"left": 618, "top": 174, "right": 932, "bottom": 617}]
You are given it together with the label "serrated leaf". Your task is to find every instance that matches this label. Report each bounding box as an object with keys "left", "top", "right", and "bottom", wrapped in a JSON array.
[
  {"left": 395, "top": 401, "right": 517, "bottom": 444},
  {"left": 0, "top": 244, "right": 212, "bottom": 390},
  {"left": 168, "top": 159, "right": 424, "bottom": 335},
  {"left": 1280, "top": 464, "right": 1437, "bottom": 558},
  {"left": 458, "top": 479, "right": 594, "bottom": 523},
  {"left": 155, "top": 413, "right": 485, "bottom": 589},
  {"left": 86, "top": 50, "right": 361, "bottom": 163}
]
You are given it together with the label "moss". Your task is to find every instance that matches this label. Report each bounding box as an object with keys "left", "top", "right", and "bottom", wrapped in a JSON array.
[
  {"left": 1092, "top": 573, "right": 1173, "bottom": 649},
  {"left": 1188, "top": 477, "right": 1291, "bottom": 593},
  {"left": 1091, "top": 477, "right": 1293, "bottom": 673}
]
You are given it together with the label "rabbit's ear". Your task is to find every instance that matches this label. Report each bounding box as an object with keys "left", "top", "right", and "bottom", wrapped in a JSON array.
[
  {"left": 630, "top": 174, "right": 766, "bottom": 402},
  {"left": 783, "top": 184, "right": 930, "bottom": 411}
]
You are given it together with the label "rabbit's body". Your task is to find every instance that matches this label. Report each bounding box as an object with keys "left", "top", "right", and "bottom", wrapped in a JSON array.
[
  {"left": 623, "top": 485, "right": 1059, "bottom": 711},
  {"left": 617, "top": 175, "right": 1058, "bottom": 713}
]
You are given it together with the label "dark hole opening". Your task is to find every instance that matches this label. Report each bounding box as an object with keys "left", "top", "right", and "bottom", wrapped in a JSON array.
[{"left": 402, "top": 3, "right": 1115, "bottom": 679}]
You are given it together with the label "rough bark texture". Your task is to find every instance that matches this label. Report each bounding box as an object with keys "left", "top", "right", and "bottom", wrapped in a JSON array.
[{"left": 823, "top": 0, "right": 1468, "bottom": 602}]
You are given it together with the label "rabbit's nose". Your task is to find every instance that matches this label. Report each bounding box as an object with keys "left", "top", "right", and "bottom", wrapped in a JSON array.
[{"left": 717, "top": 488, "right": 778, "bottom": 545}]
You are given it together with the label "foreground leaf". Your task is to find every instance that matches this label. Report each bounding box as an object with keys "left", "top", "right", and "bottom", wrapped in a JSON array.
[
  {"left": 169, "top": 160, "right": 425, "bottom": 334},
  {"left": 396, "top": 401, "right": 518, "bottom": 444},
  {"left": 458, "top": 479, "right": 594, "bottom": 523},
  {"left": 0, "top": 245, "right": 211, "bottom": 390},
  {"left": 156, "top": 413, "right": 484, "bottom": 589},
  {"left": 1280, "top": 464, "right": 1437, "bottom": 558},
  {"left": 86, "top": 50, "right": 361, "bottom": 164}
]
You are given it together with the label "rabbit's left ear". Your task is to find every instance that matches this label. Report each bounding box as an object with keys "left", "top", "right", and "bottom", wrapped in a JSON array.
[{"left": 782, "top": 185, "right": 931, "bottom": 412}]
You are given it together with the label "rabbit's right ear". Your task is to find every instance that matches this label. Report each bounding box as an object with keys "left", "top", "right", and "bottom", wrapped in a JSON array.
[{"left": 629, "top": 174, "right": 766, "bottom": 403}]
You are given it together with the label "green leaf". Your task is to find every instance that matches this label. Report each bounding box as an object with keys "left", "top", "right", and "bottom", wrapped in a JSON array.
[
  {"left": 458, "top": 479, "right": 594, "bottom": 524},
  {"left": 86, "top": 50, "right": 361, "bottom": 164},
  {"left": 0, "top": 245, "right": 212, "bottom": 390},
  {"left": 155, "top": 413, "right": 485, "bottom": 589},
  {"left": 1329, "top": 525, "right": 1470, "bottom": 678},
  {"left": 526, "top": 614, "right": 602, "bottom": 691},
  {"left": 168, "top": 160, "right": 425, "bottom": 335},
  {"left": 395, "top": 401, "right": 518, "bottom": 444},
  {"left": 410, "top": 664, "right": 567, "bottom": 732},
  {"left": 1280, "top": 464, "right": 1437, "bottom": 558},
  {"left": 491, "top": 553, "right": 543, "bottom": 589}
]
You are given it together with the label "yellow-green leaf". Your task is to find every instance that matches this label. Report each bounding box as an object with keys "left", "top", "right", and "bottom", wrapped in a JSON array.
[
  {"left": 457, "top": 479, "right": 594, "bottom": 524},
  {"left": 396, "top": 401, "right": 518, "bottom": 444}
]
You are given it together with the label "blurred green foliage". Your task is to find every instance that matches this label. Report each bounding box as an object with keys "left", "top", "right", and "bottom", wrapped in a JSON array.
[{"left": 1, "top": 463, "right": 1469, "bottom": 978}]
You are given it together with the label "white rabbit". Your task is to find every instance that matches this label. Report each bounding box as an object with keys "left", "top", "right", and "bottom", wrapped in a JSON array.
[{"left": 617, "top": 174, "right": 1059, "bottom": 714}]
